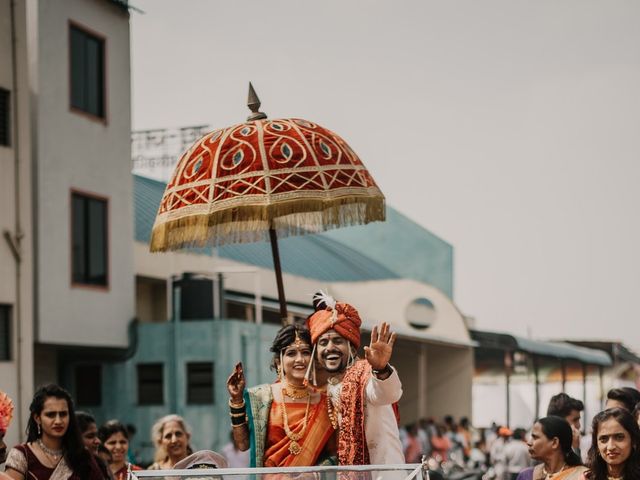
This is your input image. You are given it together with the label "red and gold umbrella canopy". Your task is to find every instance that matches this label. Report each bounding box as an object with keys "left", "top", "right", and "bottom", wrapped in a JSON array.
[
  {"left": 150, "top": 86, "right": 385, "bottom": 322},
  {"left": 150, "top": 117, "right": 385, "bottom": 251}
]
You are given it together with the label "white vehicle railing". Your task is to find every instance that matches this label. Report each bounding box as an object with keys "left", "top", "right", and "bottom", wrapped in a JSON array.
[{"left": 129, "top": 463, "right": 426, "bottom": 480}]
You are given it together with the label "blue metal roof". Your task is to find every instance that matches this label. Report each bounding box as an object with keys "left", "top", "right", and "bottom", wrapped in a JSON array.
[
  {"left": 470, "top": 329, "right": 612, "bottom": 366},
  {"left": 133, "top": 175, "right": 399, "bottom": 282},
  {"left": 322, "top": 206, "right": 454, "bottom": 298}
]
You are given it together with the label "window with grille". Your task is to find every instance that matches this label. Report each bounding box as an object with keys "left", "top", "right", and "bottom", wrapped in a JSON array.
[
  {"left": 70, "top": 24, "right": 105, "bottom": 118},
  {"left": 186, "top": 362, "right": 214, "bottom": 404}
]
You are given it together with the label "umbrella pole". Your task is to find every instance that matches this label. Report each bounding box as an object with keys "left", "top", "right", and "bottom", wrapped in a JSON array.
[{"left": 268, "top": 227, "right": 289, "bottom": 325}]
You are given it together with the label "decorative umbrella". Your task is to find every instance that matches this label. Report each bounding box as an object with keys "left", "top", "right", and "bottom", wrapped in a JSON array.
[{"left": 150, "top": 84, "right": 385, "bottom": 324}]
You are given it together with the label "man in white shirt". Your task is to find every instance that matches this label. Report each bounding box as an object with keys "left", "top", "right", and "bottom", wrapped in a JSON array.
[
  {"left": 220, "top": 432, "right": 250, "bottom": 468},
  {"left": 504, "top": 428, "right": 531, "bottom": 480},
  {"left": 307, "top": 293, "right": 404, "bottom": 465}
]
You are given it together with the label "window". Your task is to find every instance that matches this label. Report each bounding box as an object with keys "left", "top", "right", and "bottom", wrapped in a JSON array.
[
  {"left": 71, "top": 192, "right": 108, "bottom": 286},
  {"left": 0, "top": 305, "right": 11, "bottom": 361},
  {"left": 137, "top": 363, "right": 163, "bottom": 405},
  {"left": 0, "top": 88, "right": 9, "bottom": 146},
  {"left": 262, "top": 308, "right": 283, "bottom": 325},
  {"left": 75, "top": 364, "right": 101, "bottom": 405},
  {"left": 405, "top": 297, "right": 436, "bottom": 330},
  {"left": 70, "top": 24, "right": 105, "bottom": 118},
  {"left": 186, "top": 362, "right": 214, "bottom": 404}
]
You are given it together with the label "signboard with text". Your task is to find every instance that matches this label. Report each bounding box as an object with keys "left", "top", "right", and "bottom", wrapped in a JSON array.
[{"left": 132, "top": 125, "right": 210, "bottom": 182}]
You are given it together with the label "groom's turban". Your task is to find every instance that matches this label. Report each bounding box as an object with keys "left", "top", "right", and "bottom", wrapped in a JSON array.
[{"left": 307, "top": 302, "right": 363, "bottom": 349}]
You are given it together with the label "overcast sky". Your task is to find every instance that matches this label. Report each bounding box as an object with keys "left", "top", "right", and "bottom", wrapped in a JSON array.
[{"left": 130, "top": 0, "right": 640, "bottom": 350}]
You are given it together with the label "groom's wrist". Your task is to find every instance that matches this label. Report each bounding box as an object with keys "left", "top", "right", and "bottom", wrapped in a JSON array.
[{"left": 371, "top": 363, "right": 393, "bottom": 380}]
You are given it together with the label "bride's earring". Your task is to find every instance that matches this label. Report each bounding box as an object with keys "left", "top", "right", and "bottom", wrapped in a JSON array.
[{"left": 279, "top": 351, "right": 285, "bottom": 382}]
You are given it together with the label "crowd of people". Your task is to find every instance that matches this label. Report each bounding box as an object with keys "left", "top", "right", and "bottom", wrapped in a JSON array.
[
  {"left": 396, "top": 388, "right": 640, "bottom": 480},
  {"left": 1, "top": 292, "right": 640, "bottom": 480},
  {"left": 0, "top": 384, "right": 237, "bottom": 480}
]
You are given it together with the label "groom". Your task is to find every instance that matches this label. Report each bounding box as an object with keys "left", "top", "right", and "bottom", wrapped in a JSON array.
[{"left": 307, "top": 293, "right": 404, "bottom": 465}]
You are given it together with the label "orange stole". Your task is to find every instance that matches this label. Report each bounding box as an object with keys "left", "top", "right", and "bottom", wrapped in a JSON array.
[{"left": 263, "top": 394, "right": 333, "bottom": 467}]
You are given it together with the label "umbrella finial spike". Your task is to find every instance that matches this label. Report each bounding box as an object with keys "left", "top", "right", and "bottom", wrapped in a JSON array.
[{"left": 247, "top": 82, "right": 268, "bottom": 121}]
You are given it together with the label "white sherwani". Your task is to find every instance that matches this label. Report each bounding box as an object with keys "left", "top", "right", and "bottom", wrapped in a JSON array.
[{"left": 328, "top": 365, "right": 405, "bottom": 464}]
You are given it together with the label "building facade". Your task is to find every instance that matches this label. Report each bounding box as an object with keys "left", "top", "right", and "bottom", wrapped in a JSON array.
[
  {"left": 0, "top": 0, "right": 34, "bottom": 447},
  {"left": 0, "top": 0, "right": 134, "bottom": 446}
]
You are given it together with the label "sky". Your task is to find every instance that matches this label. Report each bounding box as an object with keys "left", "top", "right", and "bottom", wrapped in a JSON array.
[{"left": 130, "top": 1, "right": 640, "bottom": 350}]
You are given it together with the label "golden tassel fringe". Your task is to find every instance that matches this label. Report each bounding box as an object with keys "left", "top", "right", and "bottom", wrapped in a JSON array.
[{"left": 149, "top": 195, "right": 385, "bottom": 252}]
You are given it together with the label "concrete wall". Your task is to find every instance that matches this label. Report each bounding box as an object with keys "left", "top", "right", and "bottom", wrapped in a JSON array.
[
  {"left": 35, "top": 0, "right": 133, "bottom": 347},
  {"left": 0, "top": 0, "right": 34, "bottom": 447},
  {"left": 392, "top": 338, "right": 473, "bottom": 424},
  {"left": 426, "top": 344, "right": 474, "bottom": 420}
]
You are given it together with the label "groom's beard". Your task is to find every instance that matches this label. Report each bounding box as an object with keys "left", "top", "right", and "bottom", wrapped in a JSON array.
[{"left": 318, "top": 349, "right": 348, "bottom": 373}]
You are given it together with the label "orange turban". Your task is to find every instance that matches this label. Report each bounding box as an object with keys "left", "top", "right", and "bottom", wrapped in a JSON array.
[{"left": 307, "top": 302, "right": 363, "bottom": 349}]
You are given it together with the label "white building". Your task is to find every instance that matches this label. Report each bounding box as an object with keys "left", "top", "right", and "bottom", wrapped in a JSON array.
[
  {"left": 0, "top": 0, "right": 134, "bottom": 446},
  {"left": 0, "top": 0, "right": 33, "bottom": 447}
]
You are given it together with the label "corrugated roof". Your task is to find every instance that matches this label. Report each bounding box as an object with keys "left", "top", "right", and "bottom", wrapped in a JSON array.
[
  {"left": 565, "top": 341, "right": 640, "bottom": 364},
  {"left": 322, "top": 206, "right": 454, "bottom": 298},
  {"left": 133, "top": 174, "right": 399, "bottom": 282},
  {"left": 470, "top": 329, "right": 612, "bottom": 366}
]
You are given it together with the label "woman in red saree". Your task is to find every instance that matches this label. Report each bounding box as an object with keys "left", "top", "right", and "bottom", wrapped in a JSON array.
[
  {"left": 5, "top": 384, "right": 106, "bottom": 480},
  {"left": 227, "top": 325, "right": 335, "bottom": 467}
]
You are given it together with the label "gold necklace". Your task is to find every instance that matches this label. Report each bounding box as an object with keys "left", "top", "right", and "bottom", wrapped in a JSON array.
[
  {"left": 326, "top": 394, "right": 338, "bottom": 430},
  {"left": 542, "top": 464, "right": 566, "bottom": 478},
  {"left": 280, "top": 392, "right": 312, "bottom": 455},
  {"left": 282, "top": 382, "right": 309, "bottom": 400}
]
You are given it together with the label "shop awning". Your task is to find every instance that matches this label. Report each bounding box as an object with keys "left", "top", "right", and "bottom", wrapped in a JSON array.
[{"left": 470, "top": 329, "right": 612, "bottom": 366}]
